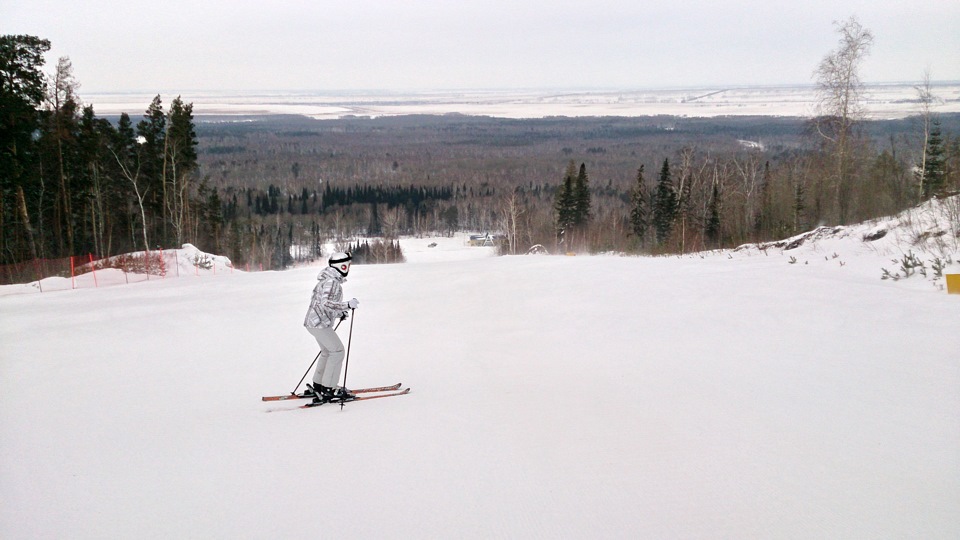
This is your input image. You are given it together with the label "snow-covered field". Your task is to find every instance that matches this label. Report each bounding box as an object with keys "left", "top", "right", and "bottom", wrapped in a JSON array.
[
  {"left": 2, "top": 200, "right": 959, "bottom": 538},
  {"left": 85, "top": 83, "right": 960, "bottom": 120}
]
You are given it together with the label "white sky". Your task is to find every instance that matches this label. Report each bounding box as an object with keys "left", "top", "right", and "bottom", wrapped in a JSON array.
[{"left": 4, "top": 0, "right": 959, "bottom": 92}]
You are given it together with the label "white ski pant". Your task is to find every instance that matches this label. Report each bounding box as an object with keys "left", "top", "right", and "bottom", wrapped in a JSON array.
[{"left": 306, "top": 326, "right": 345, "bottom": 388}]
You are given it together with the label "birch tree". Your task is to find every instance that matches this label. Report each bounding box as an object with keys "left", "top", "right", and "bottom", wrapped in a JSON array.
[
  {"left": 499, "top": 189, "right": 525, "bottom": 254},
  {"left": 914, "top": 70, "right": 942, "bottom": 200},
  {"left": 813, "top": 16, "right": 873, "bottom": 224}
]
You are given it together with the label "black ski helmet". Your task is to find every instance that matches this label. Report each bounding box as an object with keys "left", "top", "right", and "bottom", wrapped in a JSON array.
[{"left": 329, "top": 251, "right": 352, "bottom": 276}]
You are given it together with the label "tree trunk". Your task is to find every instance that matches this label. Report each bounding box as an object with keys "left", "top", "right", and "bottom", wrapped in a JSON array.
[{"left": 16, "top": 186, "right": 39, "bottom": 260}]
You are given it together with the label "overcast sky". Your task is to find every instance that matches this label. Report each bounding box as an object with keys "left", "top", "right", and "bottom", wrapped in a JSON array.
[{"left": 4, "top": 0, "right": 959, "bottom": 93}]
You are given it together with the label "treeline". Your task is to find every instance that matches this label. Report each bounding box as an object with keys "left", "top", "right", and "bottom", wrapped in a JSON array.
[
  {"left": 538, "top": 128, "right": 957, "bottom": 257},
  {"left": 235, "top": 183, "right": 454, "bottom": 218},
  {"left": 4, "top": 33, "right": 959, "bottom": 275},
  {"left": 1, "top": 35, "right": 218, "bottom": 266},
  {"left": 345, "top": 239, "right": 405, "bottom": 264}
]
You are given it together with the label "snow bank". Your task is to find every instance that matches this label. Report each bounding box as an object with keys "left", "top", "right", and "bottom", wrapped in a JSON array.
[
  {"left": 732, "top": 195, "right": 960, "bottom": 292},
  {"left": 0, "top": 244, "right": 235, "bottom": 297}
]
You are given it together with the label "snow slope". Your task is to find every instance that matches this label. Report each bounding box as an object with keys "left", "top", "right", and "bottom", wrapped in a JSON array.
[{"left": 1, "top": 213, "right": 959, "bottom": 538}]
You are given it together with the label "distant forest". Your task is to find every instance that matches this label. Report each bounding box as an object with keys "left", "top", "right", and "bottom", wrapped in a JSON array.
[
  {"left": 3, "top": 33, "right": 959, "bottom": 272},
  {"left": 194, "top": 111, "right": 958, "bottom": 263}
]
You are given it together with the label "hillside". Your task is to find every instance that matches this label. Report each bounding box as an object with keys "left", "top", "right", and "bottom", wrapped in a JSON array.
[{"left": 729, "top": 194, "right": 960, "bottom": 292}]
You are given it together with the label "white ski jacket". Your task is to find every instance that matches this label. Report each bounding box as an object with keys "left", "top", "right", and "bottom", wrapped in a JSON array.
[{"left": 304, "top": 267, "right": 349, "bottom": 329}]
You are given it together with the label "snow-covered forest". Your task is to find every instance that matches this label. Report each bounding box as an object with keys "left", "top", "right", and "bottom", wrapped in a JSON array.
[{"left": 3, "top": 31, "right": 960, "bottom": 276}]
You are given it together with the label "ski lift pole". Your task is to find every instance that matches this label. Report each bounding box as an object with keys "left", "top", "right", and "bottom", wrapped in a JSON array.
[{"left": 340, "top": 308, "right": 356, "bottom": 411}]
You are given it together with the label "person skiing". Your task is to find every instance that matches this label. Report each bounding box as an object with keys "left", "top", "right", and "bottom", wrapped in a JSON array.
[{"left": 303, "top": 252, "right": 359, "bottom": 404}]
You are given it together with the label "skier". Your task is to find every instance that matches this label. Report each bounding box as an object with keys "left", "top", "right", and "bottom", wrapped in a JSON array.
[{"left": 303, "top": 252, "right": 360, "bottom": 404}]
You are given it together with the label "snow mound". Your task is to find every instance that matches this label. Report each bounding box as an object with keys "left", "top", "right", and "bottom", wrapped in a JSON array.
[
  {"left": 732, "top": 195, "right": 960, "bottom": 290},
  {"left": 173, "top": 243, "right": 234, "bottom": 274},
  {"left": 0, "top": 243, "right": 236, "bottom": 296}
]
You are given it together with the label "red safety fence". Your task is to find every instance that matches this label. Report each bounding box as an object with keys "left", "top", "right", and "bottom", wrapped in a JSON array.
[{"left": 0, "top": 249, "right": 240, "bottom": 294}]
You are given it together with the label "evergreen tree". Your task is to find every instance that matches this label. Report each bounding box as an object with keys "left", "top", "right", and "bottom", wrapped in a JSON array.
[
  {"left": 369, "top": 202, "right": 382, "bottom": 236},
  {"left": 0, "top": 35, "right": 49, "bottom": 188},
  {"left": 44, "top": 56, "right": 83, "bottom": 255},
  {"left": 792, "top": 180, "right": 806, "bottom": 234},
  {"left": 573, "top": 162, "right": 591, "bottom": 226},
  {"left": 1, "top": 35, "right": 51, "bottom": 262},
  {"left": 920, "top": 118, "right": 946, "bottom": 199},
  {"left": 78, "top": 104, "right": 120, "bottom": 257},
  {"left": 653, "top": 158, "right": 677, "bottom": 244},
  {"left": 111, "top": 112, "right": 150, "bottom": 250},
  {"left": 114, "top": 113, "right": 137, "bottom": 158},
  {"left": 166, "top": 96, "right": 198, "bottom": 245},
  {"left": 167, "top": 97, "right": 197, "bottom": 171},
  {"left": 554, "top": 160, "right": 577, "bottom": 238},
  {"left": 705, "top": 181, "right": 722, "bottom": 247},
  {"left": 136, "top": 95, "right": 165, "bottom": 239},
  {"left": 196, "top": 178, "right": 223, "bottom": 252},
  {"left": 629, "top": 165, "right": 648, "bottom": 244}
]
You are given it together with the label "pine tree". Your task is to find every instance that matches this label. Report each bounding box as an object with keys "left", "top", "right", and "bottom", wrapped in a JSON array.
[
  {"left": 114, "top": 113, "right": 137, "bottom": 158},
  {"left": 45, "top": 56, "right": 83, "bottom": 256},
  {"left": 793, "top": 180, "right": 806, "bottom": 234},
  {"left": 629, "top": 165, "right": 648, "bottom": 244},
  {"left": 554, "top": 160, "right": 577, "bottom": 239},
  {"left": 920, "top": 118, "right": 946, "bottom": 199},
  {"left": 78, "top": 104, "right": 121, "bottom": 258},
  {"left": 369, "top": 202, "right": 382, "bottom": 236},
  {"left": 136, "top": 96, "right": 165, "bottom": 242},
  {"left": 573, "top": 162, "right": 591, "bottom": 227},
  {"left": 653, "top": 158, "right": 677, "bottom": 245},
  {"left": 165, "top": 96, "right": 198, "bottom": 245},
  {"left": 111, "top": 111, "right": 151, "bottom": 250},
  {"left": 0, "top": 35, "right": 51, "bottom": 263}
]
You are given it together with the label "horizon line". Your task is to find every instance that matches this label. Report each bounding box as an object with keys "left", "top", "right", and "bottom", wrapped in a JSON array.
[{"left": 81, "top": 80, "right": 960, "bottom": 96}]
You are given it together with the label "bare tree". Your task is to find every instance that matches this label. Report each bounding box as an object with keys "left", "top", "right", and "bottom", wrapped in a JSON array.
[
  {"left": 813, "top": 16, "right": 873, "bottom": 224},
  {"left": 499, "top": 189, "right": 525, "bottom": 254},
  {"left": 732, "top": 150, "right": 764, "bottom": 241},
  {"left": 110, "top": 146, "right": 150, "bottom": 250}
]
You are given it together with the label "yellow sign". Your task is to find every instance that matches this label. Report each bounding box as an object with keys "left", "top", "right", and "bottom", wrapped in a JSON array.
[{"left": 947, "top": 274, "right": 960, "bottom": 294}]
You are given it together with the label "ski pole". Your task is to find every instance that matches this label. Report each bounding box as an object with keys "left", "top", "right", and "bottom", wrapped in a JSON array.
[
  {"left": 293, "top": 351, "right": 321, "bottom": 395},
  {"left": 292, "top": 317, "right": 346, "bottom": 395},
  {"left": 340, "top": 308, "right": 356, "bottom": 410}
]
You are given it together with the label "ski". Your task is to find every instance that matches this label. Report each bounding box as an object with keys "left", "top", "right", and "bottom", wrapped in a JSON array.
[
  {"left": 301, "top": 387, "right": 411, "bottom": 408},
  {"left": 261, "top": 383, "right": 402, "bottom": 402}
]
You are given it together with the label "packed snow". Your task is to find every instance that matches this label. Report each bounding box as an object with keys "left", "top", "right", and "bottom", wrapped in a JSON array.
[{"left": 2, "top": 200, "right": 959, "bottom": 538}]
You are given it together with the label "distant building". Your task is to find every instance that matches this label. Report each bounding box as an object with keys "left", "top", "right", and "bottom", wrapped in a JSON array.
[{"left": 467, "top": 233, "right": 500, "bottom": 247}]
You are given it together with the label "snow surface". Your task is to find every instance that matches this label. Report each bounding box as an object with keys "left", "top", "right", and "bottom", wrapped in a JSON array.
[
  {"left": 84, "top": 83, "right": 960, "bottom": 120},
  {"left": 2, "top": 205, "right": 959, "bottom": 538}
]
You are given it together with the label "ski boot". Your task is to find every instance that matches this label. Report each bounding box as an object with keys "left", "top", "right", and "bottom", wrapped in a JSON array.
[
  {"left": 330, "top": 386, "right": 357, "bottom": 403},
  {"left": 306, "top": 383, "right": 336, "bottom": 405}
]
